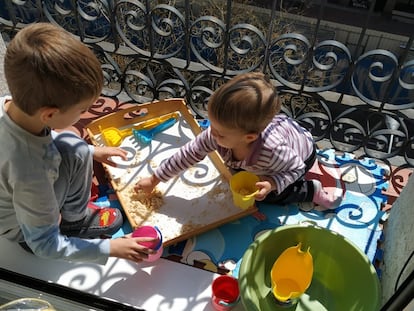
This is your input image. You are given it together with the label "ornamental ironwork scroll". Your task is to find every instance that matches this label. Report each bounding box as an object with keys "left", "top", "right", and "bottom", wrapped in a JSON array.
[{"left": 0, "top": 0, "right": 413, "bottom": 167}]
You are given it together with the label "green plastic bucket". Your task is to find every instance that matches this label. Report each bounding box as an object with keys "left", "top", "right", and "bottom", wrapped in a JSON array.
[{"left": 239, "top": 224, "right": 381, "bottom": 311}]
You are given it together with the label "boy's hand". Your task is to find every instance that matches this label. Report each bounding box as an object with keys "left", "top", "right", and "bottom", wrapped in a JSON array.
[
  {"left": 93, "top": 146, "right": 128, "bottom": 167},
  {"left": 134, "top": 175, "right": 160, "bottom": 194},
  {"left": 109, "top": 235, "right": 157, "bottom": 263}
]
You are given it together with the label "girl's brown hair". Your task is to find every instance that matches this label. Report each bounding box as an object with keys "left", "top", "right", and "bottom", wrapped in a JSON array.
[
  {"left": 208, "top": 72, "right": 281, "bottom": 133},
  {"left": 4, "top": 22, "right": 103, "bottom": 115}
]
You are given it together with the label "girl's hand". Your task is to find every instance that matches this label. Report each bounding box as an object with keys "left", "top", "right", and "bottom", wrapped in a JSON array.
[
  {"left": 134, "top": 175, "right": 160, "bottom": 194},
  {"left": 93, "top": 146, "right": 128, "bottom": 167},
  {"left": 254, "top": 176, "right": 277, "bottom": 201}
]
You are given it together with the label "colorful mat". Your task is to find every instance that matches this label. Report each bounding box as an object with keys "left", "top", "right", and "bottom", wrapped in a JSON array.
[{"left": 96, "top": 148, "right": 388, "bottom": 277}]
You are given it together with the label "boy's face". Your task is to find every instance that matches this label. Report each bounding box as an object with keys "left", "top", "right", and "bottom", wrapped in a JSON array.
[
  {"left": 45, "top": 97, "right": 95, "bottom": 129},
  {"left": 208, "top": 115, "right": 257, "bottom": 149}
]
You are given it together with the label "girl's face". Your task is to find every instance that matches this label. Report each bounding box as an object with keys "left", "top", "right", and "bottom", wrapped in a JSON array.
[{"left": 208, "top": 115, "right": 257, "bottom": 149}]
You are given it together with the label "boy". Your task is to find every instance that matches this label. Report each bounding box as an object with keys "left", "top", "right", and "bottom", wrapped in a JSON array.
[
  {"left": 135, "top": 72, "right": 342, "bottom": 211},
  {"left": 0, "top": 23, "right": 154, "bottom": 264}
]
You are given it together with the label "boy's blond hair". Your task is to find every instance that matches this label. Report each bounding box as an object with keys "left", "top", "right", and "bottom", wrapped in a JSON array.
[
  {"left": 4, "top": 23, "right": 103, "bottom": 115},
  {"left": 208, "top": 72, "right": 281, "bottom": 134}
]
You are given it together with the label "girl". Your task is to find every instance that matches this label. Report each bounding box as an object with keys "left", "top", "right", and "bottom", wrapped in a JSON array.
[{"left": 135, "top": 72, "right": 342, "bottom": 211}]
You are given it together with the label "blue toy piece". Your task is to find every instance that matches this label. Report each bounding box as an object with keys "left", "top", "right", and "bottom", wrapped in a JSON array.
[
  {"left": 132, "top": 117, "right": 177, "bottom": 145},
  {"left": 198, "top": 119, "right": 210, "bottom": 130}
]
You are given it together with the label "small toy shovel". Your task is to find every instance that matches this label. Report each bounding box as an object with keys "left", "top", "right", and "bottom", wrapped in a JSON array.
[
  {"left": 99, "top": 112, "right": 179, "bottom": 147},
  {"left": 100, "top": 127, "right": 132, "bottom": 147},
  {"left": 270, "top": 243, "right": 313, "bottom": 302},
  {"left": 133, "top": 117, "right": 177, "bottom": 145}
]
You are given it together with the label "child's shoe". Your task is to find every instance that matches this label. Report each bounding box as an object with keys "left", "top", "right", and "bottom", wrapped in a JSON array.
[
  {"left": 312, "top": 179, "right": 342, "bottom": 210},
  {"left": 60, "top": 203, "right": 123, "bottom": 238}
]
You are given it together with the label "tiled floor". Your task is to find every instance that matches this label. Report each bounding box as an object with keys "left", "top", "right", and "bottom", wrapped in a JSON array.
[{"left": 381, "top": 165, "right": 413, "bottom": 211}]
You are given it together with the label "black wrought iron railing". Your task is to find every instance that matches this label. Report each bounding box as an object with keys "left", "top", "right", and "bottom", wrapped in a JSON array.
[{"left": 1, "top": 0, "right": 413, "bottom": 173}]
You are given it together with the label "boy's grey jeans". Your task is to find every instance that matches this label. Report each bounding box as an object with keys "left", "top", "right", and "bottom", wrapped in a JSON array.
[{"left": 53, "top": 131, "right": 94, "bottom": 222}]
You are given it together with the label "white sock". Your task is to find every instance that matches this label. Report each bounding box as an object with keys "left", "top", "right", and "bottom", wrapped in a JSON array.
[{"left": 312, "top": 179, "right": 342, "bottom": 210}]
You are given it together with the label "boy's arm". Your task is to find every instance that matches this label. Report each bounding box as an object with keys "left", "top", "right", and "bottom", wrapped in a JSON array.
[
  {"left": 92, "top": 146, "right": 128, "bottom": 167},
  {"left": 13, "top": 180, "right": 110, "bottom": 264},
  {"left": 20, "top": 222, "right": 110, "bottom": 264}
]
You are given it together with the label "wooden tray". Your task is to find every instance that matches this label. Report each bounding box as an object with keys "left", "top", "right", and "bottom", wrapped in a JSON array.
[{"left": 86, "top": 99, "right": 257, "bottom": 246}]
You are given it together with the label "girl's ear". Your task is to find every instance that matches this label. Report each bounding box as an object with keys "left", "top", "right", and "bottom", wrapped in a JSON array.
[
  {"left": 245, "top": 132, "right": 259, "bottom": 143},
  {"left": 39, "top": 107, "right": 59, "bottom": 123}
]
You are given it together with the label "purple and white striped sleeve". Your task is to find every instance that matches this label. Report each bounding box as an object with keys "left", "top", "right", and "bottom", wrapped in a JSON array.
[{"left": 154, "top": 128, "right": 218, "bottom": 182}]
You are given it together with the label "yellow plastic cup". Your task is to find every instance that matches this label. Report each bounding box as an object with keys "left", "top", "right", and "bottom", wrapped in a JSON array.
[
  {"left": 270, "top": 243, "right": 314, "bottom": 302},
  {"left": 230, "top": 171, "right": 259, "bottom": 209}
]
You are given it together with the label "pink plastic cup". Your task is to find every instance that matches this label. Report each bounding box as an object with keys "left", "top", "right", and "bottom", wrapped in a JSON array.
[
  {"left": 211, "top": 275, "right": 240, "bottom": 311},
  {"left": 132, "top": 226, "right": 163, "bottom": 262}
]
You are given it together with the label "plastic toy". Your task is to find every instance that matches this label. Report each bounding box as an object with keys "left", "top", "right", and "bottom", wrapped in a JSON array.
[
  {"left": 211, "top": 275, "right": 240, "bottom": 311},
  {"left": 270, "top": 242, "right": 313, "bottom": 303},
  {"left": 133, "top": 117, "right": 177, "bottom": 145},
  {"left": 229, "top": 171, "right": 259, "bottom": 209},
  {"left": 99, "top": 112, "right": 179, "bottom": 147},
  {"left": 100, "top": 127, "right": 132, "bottom": 147},
  {"left": 132, "top": 225, "right": 163, "bottom": 262},
  {"left": 239, "top": 225, "right": 381, "bottom": 311}
]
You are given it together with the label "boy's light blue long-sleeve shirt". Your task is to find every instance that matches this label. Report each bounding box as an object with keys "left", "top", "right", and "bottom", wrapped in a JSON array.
[{"left": 0, "top": 96, "right": 110, "bottom": 264}]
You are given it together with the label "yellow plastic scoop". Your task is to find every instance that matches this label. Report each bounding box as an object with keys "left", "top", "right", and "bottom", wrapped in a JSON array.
[
  {"left": 270, "top": 243, "right": 313, "bottom": 302},
  {"left": 100, "top": 127, "right": 132, "bottom": 147},
  {"left": 99, "top": 112, "right": 179, "bottom": 147}
]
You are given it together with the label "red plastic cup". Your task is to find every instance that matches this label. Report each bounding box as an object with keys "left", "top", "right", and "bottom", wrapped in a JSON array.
[
  {"left": 132, "top": 226, "right": 163, "bottom": 262},
  {"left": 211, "top": 275, "right": 240, "bottom": 311}
]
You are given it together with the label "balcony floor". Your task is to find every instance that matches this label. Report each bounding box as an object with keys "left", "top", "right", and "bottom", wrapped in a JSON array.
[
  {"left": 68, "top": 96, "right": 412, "bottom": 279},
  {"left": 0, "top": 95, "right": 410, "bottom": 310}
]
